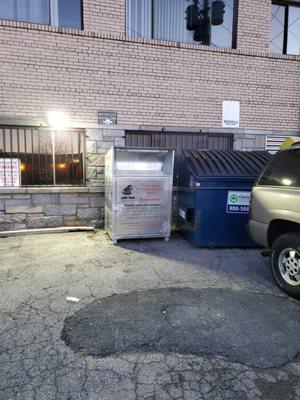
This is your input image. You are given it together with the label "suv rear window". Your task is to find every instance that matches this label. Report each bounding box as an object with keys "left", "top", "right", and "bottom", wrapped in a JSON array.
[{"left": 258, "top": 149, "right": 300, "bottom": 187}]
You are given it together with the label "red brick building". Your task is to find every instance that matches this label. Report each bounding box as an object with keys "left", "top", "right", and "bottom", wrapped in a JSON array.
[{"left": 0, "top": 0, "right": 299, "bottom": 230}]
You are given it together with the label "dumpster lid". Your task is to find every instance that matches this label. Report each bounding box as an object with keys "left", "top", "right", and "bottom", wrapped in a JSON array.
[{"left": 183, "top": 150, "right": 272, "bottom": 178}]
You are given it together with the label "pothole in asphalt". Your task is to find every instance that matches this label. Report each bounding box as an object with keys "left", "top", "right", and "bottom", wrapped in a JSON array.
[{"left": 61, "top": 288, "right": 300, "bottom": 368}]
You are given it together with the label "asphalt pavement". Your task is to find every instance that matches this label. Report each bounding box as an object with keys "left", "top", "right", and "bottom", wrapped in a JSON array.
[{"left": 0, "top": 231, "right": 299, "bottom": 399}]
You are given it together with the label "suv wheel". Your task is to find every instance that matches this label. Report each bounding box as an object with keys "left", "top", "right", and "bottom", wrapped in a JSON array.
[{"left": 270, "top": 233, "right": 300, "bottom": 300}]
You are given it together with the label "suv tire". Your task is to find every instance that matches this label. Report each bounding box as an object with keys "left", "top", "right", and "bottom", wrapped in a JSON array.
[{"left": 270, "top": 233, "right": 300, "bottom": 300}]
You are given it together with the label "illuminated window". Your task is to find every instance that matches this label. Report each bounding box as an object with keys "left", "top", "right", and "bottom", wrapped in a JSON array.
[{"left": 0, "top": 128, "right": 85, "bottom": 187}]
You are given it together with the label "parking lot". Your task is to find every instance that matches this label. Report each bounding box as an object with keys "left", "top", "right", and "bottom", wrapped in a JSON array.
[{"left": 0, "top": 231, "right": 300, "bottom": 400}]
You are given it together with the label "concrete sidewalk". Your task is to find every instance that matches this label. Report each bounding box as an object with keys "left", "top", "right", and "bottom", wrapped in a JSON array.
[{"left": 0, "top": 231, "right": 299, "bottom": 400}]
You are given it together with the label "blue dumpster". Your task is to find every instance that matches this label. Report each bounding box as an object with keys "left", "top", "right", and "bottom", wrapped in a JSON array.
[{"left": 177, "top": 150, "right": 272, "bottom": 247}]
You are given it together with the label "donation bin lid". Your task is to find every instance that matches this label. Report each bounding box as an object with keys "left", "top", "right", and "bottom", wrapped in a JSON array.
[
  {"left": 112, "top": 147, "right": 174, "bottom": 177},
  {"left": 183, "top": 150, "right": 272, "bottom": 178}
]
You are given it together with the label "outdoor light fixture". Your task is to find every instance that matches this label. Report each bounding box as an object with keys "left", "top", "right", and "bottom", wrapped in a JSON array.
[
  {"left": 20, "top": 163, "right": 26, "bottom": 172},
  {"left": 58, "top": 162, "right": 67, "bottom": 170},
  {"left": 47, "top": 111, "right": 70, "bottom": 130}
]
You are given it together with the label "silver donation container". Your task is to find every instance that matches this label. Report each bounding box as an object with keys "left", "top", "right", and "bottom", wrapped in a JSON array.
[{"left": 105, "top": 147, "right": 174, "bottom": 243}]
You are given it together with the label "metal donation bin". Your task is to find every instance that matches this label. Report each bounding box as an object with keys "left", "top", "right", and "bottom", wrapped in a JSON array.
[
  {"left": 105, "top": 147, "right": 174, "bottom": 243},
  {"left": 177, "top": 150, "right": 272, "bottom": 247}
]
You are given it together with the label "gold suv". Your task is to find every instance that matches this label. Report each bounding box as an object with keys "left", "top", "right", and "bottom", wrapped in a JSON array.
[{"left": 249, "top": 147, "right": 300, "bottom": 299}]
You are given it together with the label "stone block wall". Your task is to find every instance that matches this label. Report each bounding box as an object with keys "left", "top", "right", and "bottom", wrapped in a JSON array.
[
  {"left": 232, "top": 130, "right": 300, "bottom": 152},
  {"left": 234, "top": 133, "right": 267, "bottom": 151},
  {"left": 1, "top": 126, "right": 298, "bottom": 232},
  {"left": 0, "top": 127, "right": 126, "bottom": 232},
  {"left": 85, "top": 128, "right": 125, "bottom": 187},
  {"left": 0, "top": 188, "right": 104, "bottom": 231}
]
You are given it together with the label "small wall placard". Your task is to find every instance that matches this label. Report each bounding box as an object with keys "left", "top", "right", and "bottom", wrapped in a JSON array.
[
  {"left": 222, "top": 101, "right": 240, "bottom": 128},
  {"left": 98, "top": 111, "right": 117, "bottom": 125}
]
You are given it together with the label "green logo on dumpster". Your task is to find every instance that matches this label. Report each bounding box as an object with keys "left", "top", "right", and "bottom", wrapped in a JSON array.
[{"left": 229, "top": 194, "right": 239, "bottom": 203}]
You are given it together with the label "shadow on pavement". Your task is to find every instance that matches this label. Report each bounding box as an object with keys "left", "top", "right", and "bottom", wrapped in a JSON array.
[{"left": 116, "top": 232, "right": 274, "bottom": 289}]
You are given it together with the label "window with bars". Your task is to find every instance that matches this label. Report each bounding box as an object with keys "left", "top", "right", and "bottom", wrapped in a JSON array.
[
  {"left": 0, "top": 127, "right": 85, "bottom": 187},
  {"left": 126, "top": 0, "right": 237, "bottom": 48},
  {"left": 0, "top": 0, "right": 83, "bottom": 29},
  {"left": 270, "top": 2, "right": 300, "bottom": 55}
]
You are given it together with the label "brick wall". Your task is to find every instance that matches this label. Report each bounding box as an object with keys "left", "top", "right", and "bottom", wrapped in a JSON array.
[
  {"left": 237, "top": 0, "right": 271, "bottom": 53},
  {"left": 83, "top": 0, "right": 125, "bottom": 35},
  {"left": 82, "top": 0, "right": 273, "bottom": 54},
  {"left": 0, "top": 0, "right": 299, "bottom": 231},
  {"left": 0, "top": 20, "right": 299, "bottom": 131}
]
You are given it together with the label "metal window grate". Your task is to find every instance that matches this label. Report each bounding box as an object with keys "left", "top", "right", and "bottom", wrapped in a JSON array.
[
  {"left": 0, "top": 127, "right": 85, "bottom": 187},
  {"left": 125, "top": 131, "right": 234, "bottom": 151}
]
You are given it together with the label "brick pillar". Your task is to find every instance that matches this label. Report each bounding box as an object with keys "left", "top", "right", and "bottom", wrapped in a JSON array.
[{"left": 236, "top": 0, "right": 271, "bottom": 53}]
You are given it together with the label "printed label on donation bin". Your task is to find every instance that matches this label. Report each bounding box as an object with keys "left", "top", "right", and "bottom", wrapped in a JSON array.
[
  {"left": 226, "top": 191, "right": 250, "bottom": 214},
  {"left": 115, "top": 178, "right": 171, "bottom": 236}
]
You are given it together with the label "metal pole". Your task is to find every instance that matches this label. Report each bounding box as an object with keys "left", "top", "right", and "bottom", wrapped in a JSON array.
[
  {"left": 52, "top": 130, "right": 56, "bottom": 186},
  {"left": 203, "top": 0, "right": 211, "bottom": 45}
]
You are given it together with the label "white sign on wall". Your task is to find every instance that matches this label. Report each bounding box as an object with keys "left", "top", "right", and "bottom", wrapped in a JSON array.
[
  {"left": 0, "top": 158, "right": 20, "bottom": 187},
  {"left": 222, "top": 100, "right": 240, "bottom": 128}
]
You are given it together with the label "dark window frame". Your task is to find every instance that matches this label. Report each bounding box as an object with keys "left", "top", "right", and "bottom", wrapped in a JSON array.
[
  {"left": 0, "top": 126, "right": 86, "bottom": 187},
  {"left": 232, "top": 0, "right": 239, "bottom": 49},
  {"left": 258, "top": 148, "right": 300, "bottom": 188},
  {"left": 0, "top": 0, "right": 84, "bottom": 30},
  {"left": 270, "top": 1, "right": 300, "bottom": 55},
  {"left": 125, "top": 0, "right": 239, "bottom": 49}
]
